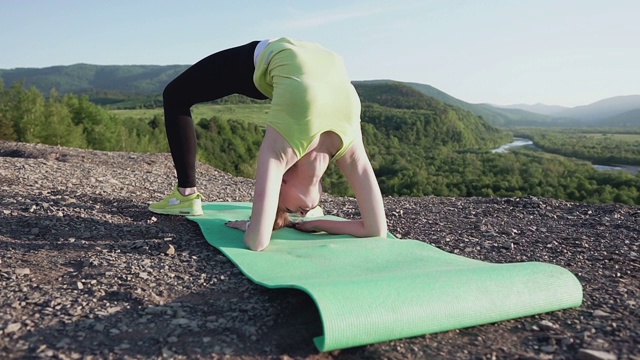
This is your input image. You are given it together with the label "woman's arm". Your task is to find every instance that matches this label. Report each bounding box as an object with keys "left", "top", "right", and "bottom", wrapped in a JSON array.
[
  {"left": 293, "top": 218, "right": 375, "bottom": 237},
  {"left": 297, "top": 136, "right": 387, "bottom": 237},
  {"left": 243, "top": 127, "right": 295, "bottom": 251}
]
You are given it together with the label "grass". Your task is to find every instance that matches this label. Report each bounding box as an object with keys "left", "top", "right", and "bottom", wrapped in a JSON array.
[{"left": 111, "top": 104, "right": 271, "bottom": 125}]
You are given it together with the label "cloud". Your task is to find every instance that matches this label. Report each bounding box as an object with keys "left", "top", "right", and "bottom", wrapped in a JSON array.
[{"left": 279, "top": 8, "right": 384, "bottom": 30}]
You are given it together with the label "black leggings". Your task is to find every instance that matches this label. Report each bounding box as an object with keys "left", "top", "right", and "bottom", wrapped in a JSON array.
[{"left": 162, "top": 41, "right": 268, "bottom": 188}]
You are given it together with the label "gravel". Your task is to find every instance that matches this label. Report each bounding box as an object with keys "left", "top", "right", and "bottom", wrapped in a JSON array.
[{"left": 0, "top": 141, "right": 638, "bottom": 359}]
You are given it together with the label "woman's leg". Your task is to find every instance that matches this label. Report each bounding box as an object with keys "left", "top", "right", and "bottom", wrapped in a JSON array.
[{"left": 162, "top": 41, "right": 267, "bottom": 189}]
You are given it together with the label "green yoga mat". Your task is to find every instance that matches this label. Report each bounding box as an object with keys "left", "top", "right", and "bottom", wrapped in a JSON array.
[{"left": 189, "top": 202, "right": 583, "bottom": 351}]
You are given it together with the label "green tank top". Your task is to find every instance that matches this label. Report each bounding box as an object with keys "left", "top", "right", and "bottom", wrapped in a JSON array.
[{"left": 253, "top": 38, "right": 361, "bottom": 160}]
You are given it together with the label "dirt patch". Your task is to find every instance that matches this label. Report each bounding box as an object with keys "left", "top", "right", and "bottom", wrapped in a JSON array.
[{"left": 0, "top": 141, "right": 638, "bottom": 359}]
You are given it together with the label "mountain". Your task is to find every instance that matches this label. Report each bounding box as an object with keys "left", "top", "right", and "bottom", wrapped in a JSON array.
[
  {"left": 354, "top": 81, "right": 446, "bottom": 111},
  {"left": 1, "top": 66, "right": 536, "bottom": 126},
  {"left": 352, "top": 81, "right": 510, "bottom": 149},
  {"left": 399, "top": 81, "right": 562, "bottom": 127},
  {"left": 2, "top": 64, "right": 636, "bottom": 128},
  {"left": 494, "top": 103, "right": 569, "bottom": 115},
  {"left": 0, "top": 63, "right": 188, "bottom": 95},
  {"left": 355, "top": 80, "right": 561, "bottom": 126},
  {"left": 551, "top": 95, "right": 640, "bottom": 123},
  {"left": 496, "top": 96, "right": 640, "bottom": 126},
  {"left": 602, "top": 108, "right": 640, "bottom": 128}
]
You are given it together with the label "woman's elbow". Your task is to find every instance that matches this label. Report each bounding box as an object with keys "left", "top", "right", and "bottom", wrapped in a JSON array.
[
  {"left": 372, "top": 228, "right": 388, "bottom": 238},
  {"left": 364, "top": 222, "right": 387, "bottom": 238},
  {"left": 244, "top": 236, "right": 270, "bottom": 252}
]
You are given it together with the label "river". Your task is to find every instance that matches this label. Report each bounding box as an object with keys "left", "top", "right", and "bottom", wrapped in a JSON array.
[
  {"left": 491, "top": 138, "right": 536, "bottom": 153},
  {"left": 492, "top": 138, "right": 639, "bottom": 176}
]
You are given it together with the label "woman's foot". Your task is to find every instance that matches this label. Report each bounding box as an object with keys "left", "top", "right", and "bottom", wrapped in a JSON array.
[{"left": 149, "top": 187, "right": 204, "bottom": 216}]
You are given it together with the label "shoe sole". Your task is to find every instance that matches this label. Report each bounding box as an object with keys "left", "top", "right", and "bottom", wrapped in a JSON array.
[{"left": 148, "top": 206, "right": 203, "bottom": 216}]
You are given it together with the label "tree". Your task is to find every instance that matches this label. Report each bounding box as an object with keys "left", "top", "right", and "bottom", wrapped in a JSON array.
[
  {"left": 37, "top": 90, "right": 87, "bottom": 148},
  {"left": 0, "top": 82, "right": 17, "bottom": 140},
  {"left": 64, "top": 94, "right": 124, "bottom": 150},
  {"left": 5, "top": 84, "right": 46, "bottom": 143}
]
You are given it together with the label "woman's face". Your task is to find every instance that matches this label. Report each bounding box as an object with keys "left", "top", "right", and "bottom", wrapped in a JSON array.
[{"left": 279, "top": 176, "right": 322, "bottom": 217}]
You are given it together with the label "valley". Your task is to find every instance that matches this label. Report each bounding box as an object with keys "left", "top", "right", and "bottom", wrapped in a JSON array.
[{"left": 1, "top": 66, "right": 639, "bottom": 205}]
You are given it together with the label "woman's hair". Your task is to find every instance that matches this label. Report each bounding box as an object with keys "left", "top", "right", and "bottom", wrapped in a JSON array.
[{"left": 273, "top": 208, "right": 292, "bottom": 230}]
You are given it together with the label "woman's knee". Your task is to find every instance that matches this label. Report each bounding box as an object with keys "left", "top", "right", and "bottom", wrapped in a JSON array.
[{"left": 162, "top": 78, "right": 184, "bottom": 107}]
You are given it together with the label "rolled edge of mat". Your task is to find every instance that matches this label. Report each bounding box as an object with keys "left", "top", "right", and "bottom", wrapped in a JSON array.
[{"left": 311, "top": 263, "right": 583, "bottom": 351}]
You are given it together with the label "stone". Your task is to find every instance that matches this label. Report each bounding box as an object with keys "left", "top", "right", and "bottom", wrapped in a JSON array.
[
  {"left": 576, "top": 349, "right": 618, "bottom": 360},
  {"left": 55, "top": 338, "right": 71, "bottom": 349},
  {"left": 537, "top": 320, "right": 558, "bottom": 331},
  {"left": 500, "top": 241, "right": 513, "bottom": 249},
  {"left": 106, "top": 306, "right": 121, "bottom": 314},
  {"left": 592, "top": 310, "right": 610, "bottom": 317},
  {"left": 145, "top": 306, "right": 168, "bottom": 314},
  {"left": 161, "top": 347, "right": 175, "bottom": 357},
  {"left": 170, "top": 318, "right": 191, "bottom": 326},
  {"left": 4, "top": 322, "right": 21, "bottom": 333},
  {"left": 540, "top": 345, "right": 556, "bottom": 353},
  {"left": 15, "top": 268, "right": 30, "bottom": 275},
  {"left": 162, "top": 243, "right": 176, "bottom": 255},
  {"left": 130, "top": 240, "right": 145, "bottom": 249}
]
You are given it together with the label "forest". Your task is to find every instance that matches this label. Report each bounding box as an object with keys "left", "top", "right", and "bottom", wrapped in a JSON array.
[
  {"left": 1, "top": 79, "right": 639, "bottom": 205},
  {"left": 514, "top": 127, "right": 640, "bottom": 165}
]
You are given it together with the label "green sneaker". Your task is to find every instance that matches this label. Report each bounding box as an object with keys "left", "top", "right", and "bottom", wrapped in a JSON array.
[{"left": 149, "top": 187, "right": 204, "bottom": 216}]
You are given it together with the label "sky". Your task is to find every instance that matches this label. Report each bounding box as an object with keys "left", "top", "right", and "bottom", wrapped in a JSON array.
[{"left": 1, "top": 0, "right": 638, "bottom": 107}]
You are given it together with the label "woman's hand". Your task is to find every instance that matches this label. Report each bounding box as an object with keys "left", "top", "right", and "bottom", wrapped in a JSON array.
[
  {"left": 292, "top": 220, "right": 320, "bottom": 233},
  {"left": 225, "top": 220, "right": 251, "bottom": 232}
]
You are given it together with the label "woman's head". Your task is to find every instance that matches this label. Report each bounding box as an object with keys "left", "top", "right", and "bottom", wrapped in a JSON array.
[
  {"left": 273, "top": 171, "right": 322, "bottom": 230},
  {"left": 279, "top": 178, "right": 322, "bottom": 217}
]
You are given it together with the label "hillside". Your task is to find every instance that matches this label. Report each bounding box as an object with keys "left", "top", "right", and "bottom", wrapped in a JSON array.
[
  {"left": 0, "top": 63, "right": 188, "bottom": 95},
  {"left": 3, "top": 63, "right": 638, "bottom": 129},
  {"left": 0, "top": 140, "right": 637, "bottom": 359},
  {"left": 604, "top": 108, "right": 640, "bottom": 128},
  {"left": 353, "top": 81, "right": 509, "bottom": 149},
  {"left": 0, "top": 64, "right": 574, "bottom": 127},
  {"left": 4, "top": 63, "right": 638, "bottom": 128},
  {"left": 5, "top": 79, "right": 640, "bottom": 204},
  {"left": 401, "top": 81, "right": 562, "bottom": 126},
  {"left": 495, "top": 103, "right": 569, "bottom": 115},
  {"left": 355, "top": 80, "right": 565, "bottom": 127}
]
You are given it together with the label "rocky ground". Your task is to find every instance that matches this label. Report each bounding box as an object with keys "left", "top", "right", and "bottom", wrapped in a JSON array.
[{"left": 0, "top": 140, "right": 638, "bottom": 360}]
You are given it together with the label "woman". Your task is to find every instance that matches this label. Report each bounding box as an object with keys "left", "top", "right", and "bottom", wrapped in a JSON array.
[{"left": 150, "top": 38, "right": 387, "bottom": 251}]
